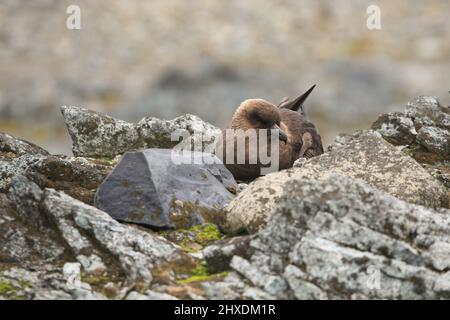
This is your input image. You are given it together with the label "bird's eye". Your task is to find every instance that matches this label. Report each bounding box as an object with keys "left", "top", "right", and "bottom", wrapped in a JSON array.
[{"left": 292, "top": 143, "right": 302, "bottom": 152}]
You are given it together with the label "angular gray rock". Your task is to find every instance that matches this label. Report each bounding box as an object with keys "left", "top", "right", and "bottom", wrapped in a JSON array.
[
  {"left": 229, "top": 174, "right": 450, "bottom": 299},
  {"left": 224, "top": 131, "right": 448, "bottom": 235},
  {"left": 61, "top": 106, "right": 220, "bottom": 158},
  {"left": 95, "top": 149, "right": 236, "bottom": 229}
]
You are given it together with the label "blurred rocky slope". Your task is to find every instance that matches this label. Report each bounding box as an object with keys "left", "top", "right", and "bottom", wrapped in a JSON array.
[{"left": 0, "top": 0, "right": 450, "bottom": 154}]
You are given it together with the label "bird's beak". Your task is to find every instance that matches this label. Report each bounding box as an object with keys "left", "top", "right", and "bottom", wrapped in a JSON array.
[{"left": 273, "top": 125, "right": 288, "bottom": 143}]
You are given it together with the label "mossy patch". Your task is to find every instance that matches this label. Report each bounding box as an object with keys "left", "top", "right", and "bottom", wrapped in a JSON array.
[
  {"left": 159, "top": 223, "right": 224, "bottom": 253},
  {"left": 176, "top": 261, "right": 228, "bottom": 285},
  {"left": 0, "top": 278, "right": 29, "bottom": 300},
  {"left": 190, "top": 224, "right": 223, "bottom": 246},
  {"left": 81, "top": 274, "right": 112, "bottom": 287}
]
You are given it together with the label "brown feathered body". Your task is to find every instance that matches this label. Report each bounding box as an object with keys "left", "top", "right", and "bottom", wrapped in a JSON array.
[
  {"left": 216, "top": 88, "right": 323, "bottom": 181},
  {"left": 278, "top": 108, "right": 324, "bottom": 167}
]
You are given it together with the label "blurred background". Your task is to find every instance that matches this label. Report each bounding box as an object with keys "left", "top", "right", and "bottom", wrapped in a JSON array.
[{"left": 0, "top": 0, "right": 449, "bottom": 155}]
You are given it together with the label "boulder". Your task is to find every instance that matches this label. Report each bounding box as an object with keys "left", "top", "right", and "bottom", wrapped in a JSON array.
[
  {"left": 24, "top": 155, "right": 113, "bottom": 205},
  {"left": 0, "top": 132, "right": 49, "bottom": 159},
  {"left": 229, "top": 174, "right": 450, "bottom": 299},
  {"left": 372, "top": 96, "right": 450, "bottom": 160},
  {"left": 95, "top": 149, "right": 237, "bottom": 229},
  {"left": 416, "top": 126, "right": 450, "bottom": 156},
  {"left": 9, "top": 175, "right": 193, "bottom": 285},
  {"left": 224, "top": 131, "right": 448, "bottom": 235},
  {"left": 137, "top": 114, "right": 220, "bottom": 153},
  {"left": 372, "top": 96, "right": 450, "bottom": 196},
  {"left": 0, "top": 193, "right": 66, "bottom": 267},
  {"left": 61, "top": 106, "right": 220, "bottom": 158},
  {"left": 1, "top": 153, "right": 112, "bottom": 204}
]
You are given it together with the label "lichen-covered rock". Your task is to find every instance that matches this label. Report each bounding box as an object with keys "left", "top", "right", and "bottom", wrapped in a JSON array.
[
  {"left": 0, "top": 192, "right": 66, "bottom": 267},
  {"left": 229, "top": 174, "right": 450, "bottom": 299},
  {"left": 95, "top": 149, "right": 236, "bottom": 229},
  {"left": 1, "top": 152, "right": 113, "bottom": 204},
  {"left": 416, "top": 126, "right": 450, "bottom": 156},
  {"left": 61, "top": 105, "right": 142, "bottom": 158},
  {"left": 0, "top": 132, "right": 49, "bottom": 159},
  {"left": 25, "top": 155, "right": 114, "bottom": 205},
  {"left": 61, "top": 106, "right": 220, "bottom": 158},
  {"left": 371, "top": 112, "right": 417, "bottom": 146},
  {"left": 137, "top": 114, "right": 221, "bottom": 153},
  {"left": 372, "top": 96, "right": 450, "bottom": 161},
  {"left": 0, "top": 266, "right": 107, "bottom": 300},
  {"left": 372, "top": 96, "right": 450, "bottom": 196},
  {"left": 224, "top": 131, "right": 448, "bottom": 235},
  {"left": 9, "top": 176, "right": 194, "bottom": 285}
]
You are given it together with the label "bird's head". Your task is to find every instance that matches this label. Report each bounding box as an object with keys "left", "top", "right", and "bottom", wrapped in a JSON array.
[{"left": 231, "top": 99, "right": 288, "bottom": 142}]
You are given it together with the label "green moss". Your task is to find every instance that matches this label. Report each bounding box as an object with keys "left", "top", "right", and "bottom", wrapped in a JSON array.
[
  {"left": 176, "top": 261, "right": 228, "bottom": 285},
  {"left": 159, "top": 223, "right": 224, "bottom": 253},
  {"left": 0, "top": 279, "right": 29, "bottom": 300},
  {"left": 81, "top": 274, "right": 111, "bottom": 287},
  {"left": 0, "top": 280, "right": 17, "bottom": 294},
  {"left": 179, "top": 238, "right": 202, "bottom": 253},
  {"left": 191, "top": 224, "right": 222, "bottom": 246}
]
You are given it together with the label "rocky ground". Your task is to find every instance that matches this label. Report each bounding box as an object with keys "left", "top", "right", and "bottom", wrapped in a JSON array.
[{"left": 1, "top": 95, "right": 450, "bottom": 300}]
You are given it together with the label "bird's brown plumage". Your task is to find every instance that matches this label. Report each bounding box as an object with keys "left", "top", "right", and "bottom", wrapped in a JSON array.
[{"left": 217, "top": 86, "right": 323, "bottom": 181}]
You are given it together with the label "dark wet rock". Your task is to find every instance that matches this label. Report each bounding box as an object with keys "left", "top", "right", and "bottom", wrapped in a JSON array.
[
  {"left": 224, "top": 131, "right": 448, "bottom": 235},
  {"left": 0, "top": 132, "right": 49, "bottom": 159},
  {"left": 203, "top": 235, "right": 255, "bottom": 273},
  {"left": 61, "top": 106, "right": 220, "bottom": 158},
  {"left": 229, "top": 174, "right": 450, "bottom": 299},
  {"left": 95, "top": 149, "right": 236, "bottom": 229}
]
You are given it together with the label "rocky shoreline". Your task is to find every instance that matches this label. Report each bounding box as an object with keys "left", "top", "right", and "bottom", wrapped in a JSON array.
[{"left": 1, "top": 96, "right": 449, "bottom": 300}]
